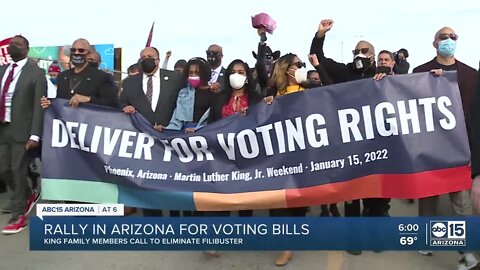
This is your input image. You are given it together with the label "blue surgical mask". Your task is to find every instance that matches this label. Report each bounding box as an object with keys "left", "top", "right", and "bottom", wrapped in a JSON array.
[
  {"left": 438, "top": 38, "right": 456, "bottom": 57},
  {"left": 50, "top": 78, "right": 57, "bottom": 85}
]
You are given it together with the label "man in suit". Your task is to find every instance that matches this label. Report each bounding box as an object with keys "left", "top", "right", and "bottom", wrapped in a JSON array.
[
  {"left": 0, "top": 35, "right": 46, "bottom": 234},
  {"left": 206, "top": 44, "right": 226, "bottom": 92},
  {"left": 120, "top": 46, "right": 183, "bottom": 216},
  {"left": 46, "top": 38, "right": 117, "bottom": 108}
]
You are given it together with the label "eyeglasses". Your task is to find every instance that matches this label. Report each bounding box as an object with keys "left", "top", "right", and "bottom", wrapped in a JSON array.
[
  {"left": 70, "top": 48, "right": 88, "bottom": 54},
  {"left": 437, "top": 33, "right": 458, "bottom": 41},
  {"left": 290, "top": 62, "right": 306, "bottom": 69},
  {"left": 352, "top": 48, "right": 369, "bottom": 55},
  {"left": 206, "top": 51, "right": 220, "bottom": 56}
]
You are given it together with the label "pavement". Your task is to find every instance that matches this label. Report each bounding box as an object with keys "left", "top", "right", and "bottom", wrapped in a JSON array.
[{"left": 0, "top": 191, "right": 477, "bottom": 270}]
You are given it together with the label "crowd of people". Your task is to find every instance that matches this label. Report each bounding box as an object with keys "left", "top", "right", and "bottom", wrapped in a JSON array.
[{"left": 0, "top": 18, "right": 479, "bottom": 269}]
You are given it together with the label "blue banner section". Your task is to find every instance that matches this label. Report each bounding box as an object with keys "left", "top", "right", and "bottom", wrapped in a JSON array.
[
  {"left": 30, "top": 217, "right": 480, "bottom": 251},
  {"left": 41, "top": 72, "right": 470, "bottom": 196}
]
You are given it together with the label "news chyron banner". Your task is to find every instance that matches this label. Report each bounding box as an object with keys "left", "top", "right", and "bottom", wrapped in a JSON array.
[
  {"left": 30, "top": 216, "right": 480, "bottom": 250},
  {"left": 41, "top": 72, "right": 471, "bottom": 211}
]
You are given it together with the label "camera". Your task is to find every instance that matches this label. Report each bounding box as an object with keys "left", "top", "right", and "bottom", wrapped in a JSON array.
[{"left": 394, "top": 48, "right": 409, "bottom": 62}]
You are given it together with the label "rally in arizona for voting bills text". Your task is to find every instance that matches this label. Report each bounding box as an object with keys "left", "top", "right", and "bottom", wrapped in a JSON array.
[{"left": 1, "top": 8, "right": 480, "bottom": 270}]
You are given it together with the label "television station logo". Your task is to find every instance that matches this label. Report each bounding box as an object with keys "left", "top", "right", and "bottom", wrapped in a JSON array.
[{"left": 429, "top": 221, "right": 466, "bottom": 247}]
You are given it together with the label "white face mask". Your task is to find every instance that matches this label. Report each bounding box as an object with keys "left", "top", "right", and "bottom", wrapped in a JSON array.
[
  {"left": 229, "top": 73, "right": 247, "bottom": 89},
  {"left": 294, "top": 68, "right": 308, "bottom": 84},
  {"left": 353, "top": 53, "right": 371, "bottom": 70}
]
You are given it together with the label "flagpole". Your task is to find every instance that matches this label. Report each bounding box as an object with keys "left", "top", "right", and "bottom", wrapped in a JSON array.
[{"left": 145, "top": 21, "right": 155, "bottom": 47}]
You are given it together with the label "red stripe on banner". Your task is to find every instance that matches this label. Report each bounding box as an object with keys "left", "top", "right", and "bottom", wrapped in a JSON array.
[
  {"left": 381, "top": 165, "right": 472, "bottom": 198},
  {"left": 286, "top": 166, "right": 472, "bottom": 207}
]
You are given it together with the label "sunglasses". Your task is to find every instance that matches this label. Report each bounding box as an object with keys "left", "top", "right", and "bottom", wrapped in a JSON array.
[
  {"left": 70, "top": 48, "right": 88, "bottom": 53},
  {"left": 352, "top": 48, "right": 369, "bottom": 55},
  {"left": 290, "top": 62, "right": 306, "bottom": 69},
  {"left": 206, "top": 51, "right": 220, "bottom": 56},
  {"left": 437, "top": 33, "right": 458, "bottom": 41}
]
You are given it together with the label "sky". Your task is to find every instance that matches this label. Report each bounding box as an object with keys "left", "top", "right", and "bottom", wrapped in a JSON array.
[{"left": 3, "top": 0, "right": 480, "bottom": 75}]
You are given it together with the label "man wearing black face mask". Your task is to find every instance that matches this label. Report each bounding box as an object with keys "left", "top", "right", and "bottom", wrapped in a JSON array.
[
  {"left": 86, "top": 50, "right": 101, "bottom": 69},
  {"left": 41, "top": 38, "right": 117, "bottom": 108},
  {"left": 86, "top": 50, "right": 118, "bottom": 97},
  {"left": 373, "top": 50, "right": 396, "bottom": 81},
  {"left": 345, "top": 52, "right": 395, "bottom": 222},
  {"left": 310, "top": 19, "right": 378, "bottom": 255},
  {"left": 0, "top": 35, "right": 46, "bottom": 234},
  {"left": 206, "top": 44, "right": 225, "bottom": 92},
  {"left": 120, "top": 46, "right": 184, "bottom": 217}
]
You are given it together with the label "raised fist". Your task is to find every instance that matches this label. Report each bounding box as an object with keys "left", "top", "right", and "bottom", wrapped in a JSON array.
[
  {"left": 257, "top": 27, "right": 267, "bottom": 36},
  {"left": 308, "top": 54, "right": 319, "bottom": 67},
  {"left": 257, "top": 28, "right": 267, "bottom": 43},
  {"left": 317, "top": 19, "right": 334, "bottom": 37}
]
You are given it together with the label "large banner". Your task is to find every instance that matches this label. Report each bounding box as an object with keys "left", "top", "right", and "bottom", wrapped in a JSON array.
[{"left": 41, "top": 72, "right": 472, "bottom": 211}]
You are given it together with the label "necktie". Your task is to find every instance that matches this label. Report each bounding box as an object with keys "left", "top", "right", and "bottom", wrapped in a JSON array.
[
  {"left": 0, "top": 63, "right": 18, "bottom": 123},
  {"left": 146, "top": 75, "right": 153, "bottom": 104},
  {"left": 211, "top": 70, "right": 216, "bottom": 82}
]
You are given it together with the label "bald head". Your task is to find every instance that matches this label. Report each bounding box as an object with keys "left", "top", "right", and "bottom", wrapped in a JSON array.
[
  {"left": 70, "top": 38, "right": 91, "bottom": 69},
  {"left": 355, "top": 40, "right": 375, "bottom": 58},
  {"left": 140, "top": 47, "right": 160, "bottom": 60},
  {"left": 434, "top": 27, "right": 456, "bottom": 41},
  {"left": 139, "top": 47, "right": 160, "bottom": 74},
  {"left": 207, "top": 44, "right": 223, "bottom": 55},
  {"left": 72, "top": 38, "right": 91, "bottom": 51},
  {"left": 432, "top": 27, "right": 458, "bottom": 59},
  {"left": 206, "top": 44, "right": 223, "bottom": 68}
]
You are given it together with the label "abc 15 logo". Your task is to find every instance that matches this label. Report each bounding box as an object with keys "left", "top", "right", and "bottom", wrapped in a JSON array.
[{"left": 430, "top": 221, "right": 466, "bottom": 239}]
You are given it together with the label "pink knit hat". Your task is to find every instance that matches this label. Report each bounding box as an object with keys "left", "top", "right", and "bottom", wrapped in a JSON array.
[
  {"left": 251, "top": 13, "right": 277, "bottom": 34},
  {"left": 48, "top": 60, "right": 61, "bottom": 73}
]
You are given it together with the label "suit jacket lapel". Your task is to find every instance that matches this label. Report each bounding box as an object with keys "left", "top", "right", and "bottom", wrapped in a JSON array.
[
  {"left": 0, "top": 66, "right": 8, "bottom": 92},
  {"left": 217, "top": 67, "right": 226, "bottom": 81},
  {"left": 13, "top": 61, "right": 32, "bottom": 97},
  {"left": 135, "top": 74, "right": 154, "bottom": 113},
  {"left": 154, "top": 70, "right": 171, "bottom": 112}
]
